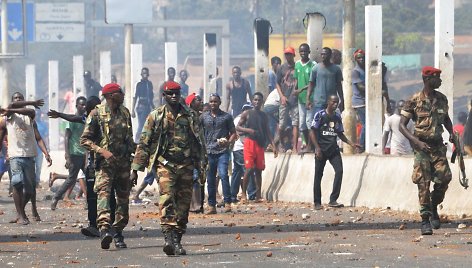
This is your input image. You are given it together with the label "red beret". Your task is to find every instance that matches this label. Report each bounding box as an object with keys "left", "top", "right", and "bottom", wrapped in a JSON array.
[
  {"left": 284, "top": 46, "right": 295, "bottom": 55},
  {"left": 102, "top": 83, "right": 122, "bottom": 95},
  {"left": 353, "top": 49, "right": 365, "bottom": 58},
  {"left": 185, "top": 93, "right": 196, "bottom": 106},
  {"left": 163, "top": 81, "right": 181, "bottom": 91},
  {"left": 422, "top": 66, "right": 441, "bottom": 77}
]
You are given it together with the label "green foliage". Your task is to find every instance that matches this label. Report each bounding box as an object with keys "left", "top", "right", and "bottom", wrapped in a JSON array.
[
  {"left": 456, "top": 2, "right": 472, "bottom": 34},
  {"left": 393, "top": 33, "right": 431, "bottom": 54}
]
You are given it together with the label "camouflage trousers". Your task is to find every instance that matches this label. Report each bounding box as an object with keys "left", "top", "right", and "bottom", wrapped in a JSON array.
[
  {"left": 156, "top": 162, "right": 194, "bottom": 234},
  {"left": 412, "top": 145, "right": 452, "bottom": 217},
  {"left": 94, "top": 163, "right": 131, "bottom": 232}
]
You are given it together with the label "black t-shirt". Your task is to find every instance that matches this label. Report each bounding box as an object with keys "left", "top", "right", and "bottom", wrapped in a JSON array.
[
  {"left": 245, "top": 109, "right": 269, "bottom": 147},
  {"left": 311, "top": 110, "right": 344, "bottom": 156},
  {"left": 134, "top": 79, "right": 154, "bottom": 109},
  {"left": 85, "top": 79, "right": 102, "bottom": 98}
]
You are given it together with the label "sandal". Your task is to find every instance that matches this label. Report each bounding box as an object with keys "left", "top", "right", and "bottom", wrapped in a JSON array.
[{"left": 48, "top": 172, "right": 55, "bottom": 188}]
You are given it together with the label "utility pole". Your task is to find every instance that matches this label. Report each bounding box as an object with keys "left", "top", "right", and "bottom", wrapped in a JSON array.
[{"left": 342, "top": 0, "right": 356, "bottom": 154}]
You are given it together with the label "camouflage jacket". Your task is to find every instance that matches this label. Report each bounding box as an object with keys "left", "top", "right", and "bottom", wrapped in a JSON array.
[
  {"left": 131, "top": 103, "right": 207, "bottom": 172},
  {"left": 401, "top": 90, "right": 449, "bottom": 142},
  {"left": 80, "top": 104, "right": 136, "bottom": 163}
]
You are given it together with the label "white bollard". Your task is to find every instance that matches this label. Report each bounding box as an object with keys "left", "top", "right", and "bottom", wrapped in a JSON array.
[
  {"left": 221, "top": 22, "right": 230, "bottom": 112},
  {"left": 254, "top": 18, "right": 271, "bottom": 100},
  {"left": 130, "top": 43, "right": 143, "bottom": 137},
  {"left": 99, "top": 51, "right": 111, "bottom": 87},
  {"left": 435, "top": 0, "right": 454, "bottom": 114},
  {"left": 365, "top": 5, "right": 383, "bottom": 155},
  {"left": 48, "top": 61, "right": 60, "bottom": 151},
  {"left": 306, "top": 12, "right": 324, "bottom": 63},
  {"left": 25, "top": 64, "right": 36, "bottom": 101},
  {"left": 203, "top": 33, "right": 217, "bottom": 102},
  {"left": 165, "top": 42, "right": 178, "bottom": 74},
  {"left": 73, "top": 55, "right": 84, "bottom": 98}
]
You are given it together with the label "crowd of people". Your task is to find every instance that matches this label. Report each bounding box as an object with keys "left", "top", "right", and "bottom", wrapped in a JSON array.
[{"left": 0, "top": 43, "right": 467, "bottom": 255}]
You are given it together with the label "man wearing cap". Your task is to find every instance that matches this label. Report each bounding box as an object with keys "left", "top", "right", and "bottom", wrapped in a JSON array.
[
  {"left": 80, "top": 83, "right": 135, "bottom": 249},
  {"left": 84, "top": 70, "right": 103, "bottom": 99},
  {"left": 230, "top": 103, "right": 257, "bottom": 203},
  {"left": 130, "top": 81, "right": 206, "bottom": 256},
  {"left": 276, "top": 46, "right": 300, "bottom": 153},
  {"left": 132, "top": 67, "right": 155, "bottom": 142},
  {"left": 184, "top": 93, "right": 206, "bottom": 212},
  {"left": 399, "top": 66, "right": 453, "bottom": 235}
]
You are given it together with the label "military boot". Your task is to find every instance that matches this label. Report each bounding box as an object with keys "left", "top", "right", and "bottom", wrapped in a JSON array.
[
  {"left": 421, "top": 215, "right": 433, "bottom": 235},
  {"left": 172, "top": 230, "right": 187, "bottom": 255},
  {"left": 100, "top": 229, "right": 113, "bottom": 249},
  {"left": 162, "top": 230, "right": 175, "bottom": 256},
  {"left": 114, "top": 232, "right": 127, "bottom": 248},
  {"left": 431, "top": 205, "right": 441, "bottom": 230}
]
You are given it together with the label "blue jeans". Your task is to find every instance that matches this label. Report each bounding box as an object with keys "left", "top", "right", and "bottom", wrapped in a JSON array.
[
  {"left": 230, "top": 150, "right": 257, "bottom": 202},
  {"left": 298, "top": 102, "right": 316, "bottom": 131},
  {"left": 207, "top": 152, "right": 231, "bottom": 206},
  {"left": 54, "top": 154, "right": 85, "bottom": 201},
  {"left": 10, "top": 157, "right": 36, "bottom": 194},
  {"left": 263, "top": 105, "right": 279, "bottom": 137},
  {"left": 35, "top": 153, "right": 43, "bottom": 184},
  {"left": 135, "top": 108, "right": 151, "bottom": 142},
  {"left": 354, "top": 106, "right": 366, "bottom": 150},
  {"left": 143, "top": 169, "right": 157, "bottom": 185}
]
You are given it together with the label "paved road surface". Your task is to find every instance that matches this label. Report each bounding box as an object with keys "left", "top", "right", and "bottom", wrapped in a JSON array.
[{"left": 0, "top": 181, "right": 471, "bottom": 267}]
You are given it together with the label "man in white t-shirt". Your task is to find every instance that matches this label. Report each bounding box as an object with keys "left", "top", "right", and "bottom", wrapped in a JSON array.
[
  {"left": 382, "top": 100, "right": 414, "bottom": 155},
  {"left": 0, "top": 93, "right": 52, "bottom": 225}
]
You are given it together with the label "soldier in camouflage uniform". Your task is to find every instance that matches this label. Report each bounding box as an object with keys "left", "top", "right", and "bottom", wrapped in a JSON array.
[
  {"left": 399, "top": 66, "right": 453, "bottom": 235},
  {"left": 80, "top": 83, "right": 136, "bottom": 249},
  {"left": 130, "top": 81, "right": 206, "bottom": 256}
]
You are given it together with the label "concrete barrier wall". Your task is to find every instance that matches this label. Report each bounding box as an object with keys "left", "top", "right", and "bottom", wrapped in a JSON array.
[
  {"left": 42, "top": 151, "right": 472, "bottom": 216},
  {"left": 262, "top": 153, "right": 472, "bottom": 216}
]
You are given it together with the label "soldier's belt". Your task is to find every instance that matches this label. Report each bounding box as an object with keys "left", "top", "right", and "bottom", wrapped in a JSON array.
[
  {"left": 419, "top": 138, "right": 444, "bottom": 146},
  {"left": 157, "top": 155, "right": 192, "bottom": 169}
]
